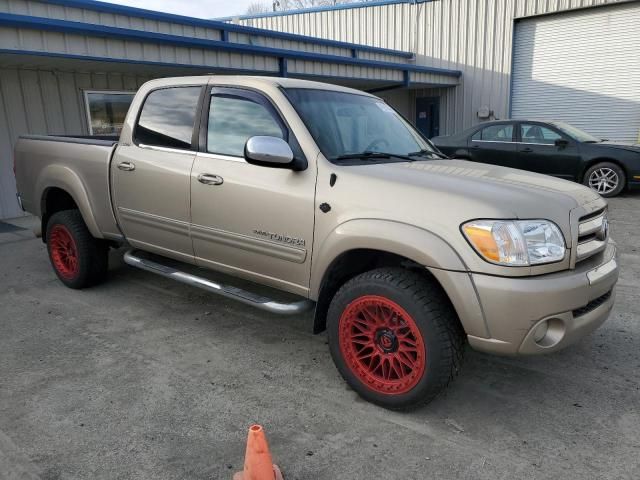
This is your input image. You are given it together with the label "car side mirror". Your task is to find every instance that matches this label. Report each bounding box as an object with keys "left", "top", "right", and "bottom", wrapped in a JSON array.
[
  {"left": 555, "top": 138, "right": 569, "bottom": 148},
  {"left": 244, "top": 136, "right": 295, "bottom": 169}
]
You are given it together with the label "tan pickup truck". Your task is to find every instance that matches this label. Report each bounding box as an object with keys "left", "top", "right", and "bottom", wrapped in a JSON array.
[{"left": 14, "top": 76, "right": 619, "bottom": 409}]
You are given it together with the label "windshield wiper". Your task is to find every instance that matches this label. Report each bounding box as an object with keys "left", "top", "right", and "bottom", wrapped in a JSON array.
[
  {"left": 408, "top": 149, "right": 449, "bottom": 159},
  {"left": 332, "top": 151, "right": 415, "bottom": 162}
]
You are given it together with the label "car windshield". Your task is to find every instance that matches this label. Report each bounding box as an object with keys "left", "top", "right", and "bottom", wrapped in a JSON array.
[
  {"left": 551, "top": 122, "right": 600, "bottom": 143},
  {"left": 285, "top": 88, "right": 438, "bottom": 162}
]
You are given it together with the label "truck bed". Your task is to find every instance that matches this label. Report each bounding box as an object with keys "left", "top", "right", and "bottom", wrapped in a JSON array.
[{"left": 14, "top": 134, "right": 122, "bottom": 240}]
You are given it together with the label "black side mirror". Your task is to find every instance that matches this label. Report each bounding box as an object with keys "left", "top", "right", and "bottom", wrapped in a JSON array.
[{"left": 555, "top": 138, "right": 569, "bottom": 148}]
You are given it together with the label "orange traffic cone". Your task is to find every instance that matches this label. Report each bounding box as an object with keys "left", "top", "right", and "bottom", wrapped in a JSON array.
[{"left": 233, "top": 424, "right": 284, "bottom": 480}]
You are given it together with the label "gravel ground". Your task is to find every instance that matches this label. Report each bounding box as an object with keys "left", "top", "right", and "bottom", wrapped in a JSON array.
[{"left": 0, "top": 192, "right": 638, "bottom": 480}]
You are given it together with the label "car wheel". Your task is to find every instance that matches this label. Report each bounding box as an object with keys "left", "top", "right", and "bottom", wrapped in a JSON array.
[
  {"left": 327, "top": 268, "right": 465, "bottom": 410},
  {"left": 46, "top": 209, "right": 109, "bottom": 289},
  {"left": 583, "top": 162, "right": 626, "bottom": 197}
]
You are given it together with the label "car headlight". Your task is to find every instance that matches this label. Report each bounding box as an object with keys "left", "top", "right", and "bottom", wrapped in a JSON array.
[{"left": 462, "top": 219, "right": 566, "bottom": 266}]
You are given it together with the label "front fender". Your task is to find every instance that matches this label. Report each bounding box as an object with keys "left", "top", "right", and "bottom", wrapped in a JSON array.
[
  {"left": 36, "top": 164, "right": 102, "bottom": 238},
  {"left": 310, "top": 219, "right": 467, "bottom": 299}
]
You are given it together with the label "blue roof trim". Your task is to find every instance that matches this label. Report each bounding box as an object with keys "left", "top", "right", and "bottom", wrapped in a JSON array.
[
  {"left": 0, "top": 13, "right": 462, "bottom": 77},
  {"left": 0, "top": 49, "right": 425, "bottom": 86},
  {"left": 40, "top": 0, "right": 414, "bottom": 59},
  {"left": 217, "top": 0, "right": 416, "bottom": 21},
  {"left": 0, "top": 48, "right": 275, "bottom": 75}
]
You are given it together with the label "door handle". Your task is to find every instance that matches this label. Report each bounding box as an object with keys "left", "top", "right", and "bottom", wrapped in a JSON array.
[
  {"left": 197, "top": 173, "right": 224, "bottom": 186},
  {"left": 117, "top": 162, "right": 136, "bottom": 171},
  {"left": 521, "top": 148, "right": 533, "bottom": 153}
]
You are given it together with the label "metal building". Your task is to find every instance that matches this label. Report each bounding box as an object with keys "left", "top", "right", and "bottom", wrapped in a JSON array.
[
  {"left": 0, "top": 0, "right": 460, "bottom": 220},
  {"left": 227, "top": 0, "right": 639, "bottom": 142}
]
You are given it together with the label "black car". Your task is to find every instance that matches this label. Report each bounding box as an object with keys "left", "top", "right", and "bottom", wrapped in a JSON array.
[{"left": 432, "top": 120, "right": 640, "bottom": 197}]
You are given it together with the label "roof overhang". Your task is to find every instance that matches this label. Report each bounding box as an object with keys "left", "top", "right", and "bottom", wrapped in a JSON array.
[{"left": 0, "top": 12, "right": 461, "bottom": 89}]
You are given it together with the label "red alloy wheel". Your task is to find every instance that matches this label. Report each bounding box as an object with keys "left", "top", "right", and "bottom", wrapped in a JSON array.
[
  {"left": 338, "top": 295, "right": 426, "bottom": 395},
  {"left": 49, "top": 224, "right": 79, "bottom": 279}
]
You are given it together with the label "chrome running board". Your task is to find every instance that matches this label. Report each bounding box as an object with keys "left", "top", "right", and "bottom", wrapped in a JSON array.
[{"left": 123, "top": 250, "right": 314, "bottom": 315}]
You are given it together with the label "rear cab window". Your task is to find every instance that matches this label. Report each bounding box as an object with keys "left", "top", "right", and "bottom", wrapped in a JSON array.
[{"left": 134, "top": 87, "right": 202, "bottom": 150}]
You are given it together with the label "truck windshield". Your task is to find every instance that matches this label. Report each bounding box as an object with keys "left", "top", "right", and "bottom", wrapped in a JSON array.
[{"left": 285, "top": 88, "right": 439, "bottom": 163}]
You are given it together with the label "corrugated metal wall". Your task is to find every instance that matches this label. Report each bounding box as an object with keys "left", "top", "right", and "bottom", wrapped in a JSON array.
[
  {"left": 0, "top": 68, "right": 152, "bottom": 219},
  {"left": 0, "top": 0, "right": 410, "bottom": 60},
  {"left": 512, "top": 2, "right": 640, "bottom": 144},
  {"left": 235, "top": 0, "right": 627, "bottom": 134}
]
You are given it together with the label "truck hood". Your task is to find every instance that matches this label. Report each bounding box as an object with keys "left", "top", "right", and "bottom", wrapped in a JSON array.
[{"left": 352, "top": 159, "right": 600, "bottom": 215}]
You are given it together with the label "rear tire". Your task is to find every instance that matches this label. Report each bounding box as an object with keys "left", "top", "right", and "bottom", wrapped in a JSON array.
[
  {"left": 327, "top": 268, "right": 465, "bottom": 410},
  {"left": 583, "top": 162, "right": 625, "bottom": 197},
  {"left": 46, "top": 210, "right": 108, "bottom": 289}
]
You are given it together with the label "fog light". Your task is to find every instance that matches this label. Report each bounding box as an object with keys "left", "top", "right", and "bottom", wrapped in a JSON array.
[{"left": 533, "top": 321, "right": 549, "bottom": 343}]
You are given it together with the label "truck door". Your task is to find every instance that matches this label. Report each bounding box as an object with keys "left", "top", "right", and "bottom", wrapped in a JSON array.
[
  {"left": 111, "top": 85, "right": 203, "bottom": 262},
  {"left": 190, "top": 87, "right": 316, "bottom": 296}
]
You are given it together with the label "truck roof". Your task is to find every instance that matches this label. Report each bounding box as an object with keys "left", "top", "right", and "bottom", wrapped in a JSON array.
[{"left": 142, "top": 75, "right": 375, "bottom": 96}]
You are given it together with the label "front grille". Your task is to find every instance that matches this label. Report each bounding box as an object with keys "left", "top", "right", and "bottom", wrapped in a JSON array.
[
  {"left": 576, "top": 208, "right": 608, "bottom": 263},
  {"left": 572, "top": 290, "right": 612, "bottom": 317}
]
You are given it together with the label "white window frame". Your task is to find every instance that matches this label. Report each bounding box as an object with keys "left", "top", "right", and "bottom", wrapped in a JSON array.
[{"left": 83, "top": 90, "right": 136, "bottom": 136}]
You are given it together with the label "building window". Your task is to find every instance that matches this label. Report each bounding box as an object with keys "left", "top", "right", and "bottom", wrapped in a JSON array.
[{"left": 84, "top": 91, "right": 136, "bottom": 136}]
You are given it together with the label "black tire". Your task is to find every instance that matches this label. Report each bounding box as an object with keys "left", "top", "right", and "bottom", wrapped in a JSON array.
[
  {"left": 46, "top": 209, "right": 108, "bottom": 289},
  {"left": 583, "top": 162, "right": 626, "bottom": 197},
  {"left": 327, "top": 268, "right": 465, "bottom": 410}
]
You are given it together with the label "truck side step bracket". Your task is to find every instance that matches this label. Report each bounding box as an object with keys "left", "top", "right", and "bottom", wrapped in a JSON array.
[{"left": 123, "top": 250, "right": 314, "bottom": 316}]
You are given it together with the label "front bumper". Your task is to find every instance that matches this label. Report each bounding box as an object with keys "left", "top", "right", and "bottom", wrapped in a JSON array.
[{"left": 466, "top": 243, "right": 618, "bottom": 355}]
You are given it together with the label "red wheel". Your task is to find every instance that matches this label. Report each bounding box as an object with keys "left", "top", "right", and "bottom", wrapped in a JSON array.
[
  {"left": 338, "top": 295, "right": 425, "bottom": 395},
  {"left": 49, "top": 224, "right": 79, "bottom": 280},
  {"left": 328, "top": 268, "right": 465, "bottom": 409},
  {"left": 46, "top": 210, "right": 109, "bottom": 289}
]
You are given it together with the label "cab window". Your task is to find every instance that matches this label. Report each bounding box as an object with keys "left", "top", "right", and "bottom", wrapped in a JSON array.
[
  {"left": 472, "top": 124, "right": 514, "bottom": 142},
  {"left": 134, "top": 87, "right": 202, "bottom": 149},
  {"left": 207, "top": 94, "right": 285, "bottom": 157},
  {"left": 520, "top": 124, "right": 563, "bottom": 145}
]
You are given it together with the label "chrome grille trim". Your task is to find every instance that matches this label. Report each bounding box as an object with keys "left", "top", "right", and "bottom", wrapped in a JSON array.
[
  {"left": 578, "top": 213, "right": 605, "bottom": 236},
  {"left": 575, "top": 208, "right": 609, "bottom": 264},
  {"left": 576, "top": 238, "right": 607, "bottom": 260}
]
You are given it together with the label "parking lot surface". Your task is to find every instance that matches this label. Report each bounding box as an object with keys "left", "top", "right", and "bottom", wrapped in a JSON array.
[{"left": 1, "top": 193, "right": 639, "bottom": 480}]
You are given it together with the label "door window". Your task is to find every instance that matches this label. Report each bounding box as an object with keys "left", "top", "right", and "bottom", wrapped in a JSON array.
[
  {"left": 520, "top": 124, "right": 563, "bottom": 144},
  {"left": 207, "top": 95, "right": 285, "bottom": 157},
  {"left": 472, "top": 124, "right": 514, "bottom": 142},
  {"left": 134, "top": 87, "right": 202, "bottom": 150}
]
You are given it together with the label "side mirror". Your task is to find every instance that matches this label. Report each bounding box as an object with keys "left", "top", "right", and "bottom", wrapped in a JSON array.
[
  {"left": 555, "top": 138, "right": 569, "bottom": 148},
  {"left": 244, "top": 136, "right": 294, "bottom": 168}
]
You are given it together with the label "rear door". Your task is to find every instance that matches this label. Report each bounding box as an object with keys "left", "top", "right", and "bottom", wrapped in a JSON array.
[
  {"left": 189, "top": 87, "right": 316, "bottom": 296},
  {"left": 468, "top": 123, "right": 520, "bottom": 168},
  {"left": 111, "top": 85, "right": 204, "bottom": 262},
  {"left": 517, "top": 123, "right": 581, "bottom": 180}
]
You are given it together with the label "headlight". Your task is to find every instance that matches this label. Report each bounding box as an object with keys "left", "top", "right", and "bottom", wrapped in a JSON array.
[{"left": 462, "top": 219, "right": 566, "bottom": 266}]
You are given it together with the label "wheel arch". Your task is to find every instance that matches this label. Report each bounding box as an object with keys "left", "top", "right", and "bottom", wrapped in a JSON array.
[
  {"left": 310, "top": 219, "right": 470, "bottom": 334},
  {"left": 38, "top": 165, "right": 102, "bottom": 241}
]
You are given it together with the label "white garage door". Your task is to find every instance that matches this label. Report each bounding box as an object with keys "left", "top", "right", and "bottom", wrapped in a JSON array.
[{"left": 512, "top": 2, "right": 640, "bottom": 145}]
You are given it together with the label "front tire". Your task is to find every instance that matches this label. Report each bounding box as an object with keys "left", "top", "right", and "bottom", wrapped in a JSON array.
[
  {"left": 46, "top": 210, "right": 108, "bottom": 289},
  {"left": 583, "top": 162, "right": 626, "bottom": 197},
  {"left": 327, "top": 268, "right": 465, "bottom": 410}
]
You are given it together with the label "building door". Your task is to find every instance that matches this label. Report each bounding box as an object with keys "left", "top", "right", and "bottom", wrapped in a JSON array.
[
  {"left": 415, "top": 97, "right": 440, "bottom": 138},
  {"left": 511, "top": 1, "right": 640, "bottom": 145}
]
